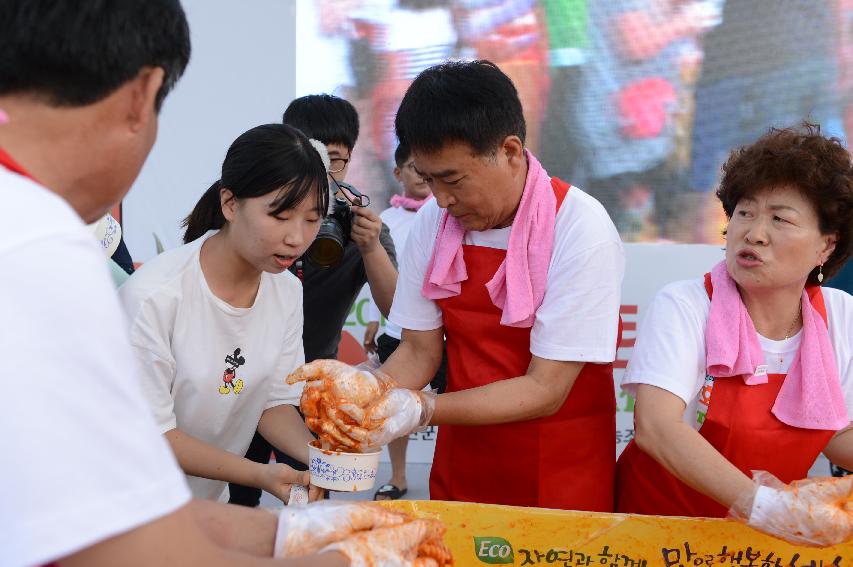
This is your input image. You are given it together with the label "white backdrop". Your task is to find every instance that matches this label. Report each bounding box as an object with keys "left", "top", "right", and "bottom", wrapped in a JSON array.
[{"left": 123, "top": 0, "right": 298, "bottom": 262}]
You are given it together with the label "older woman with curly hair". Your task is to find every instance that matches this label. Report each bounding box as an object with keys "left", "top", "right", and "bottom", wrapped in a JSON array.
[{"left": 615, "top": 124, "right": 853, "bottom": 545}]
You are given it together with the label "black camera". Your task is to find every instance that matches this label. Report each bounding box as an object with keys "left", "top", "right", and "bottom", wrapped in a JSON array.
[{"left": 306, "top": 181, "right": 368, "bottom": 268}]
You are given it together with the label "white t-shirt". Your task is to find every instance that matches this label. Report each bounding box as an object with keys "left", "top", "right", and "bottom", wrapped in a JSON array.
[
  {"left": 0, "top": 167, "right": 190, "bottom": 567},
  {"left": 118, "top": 231, "right": 305, "bottom": 501},
  {"left": 390, "top": 185, "right": 625, "bottom": 363},
  {"left": 367, "top": 205, "right": 419, "bottom": 340},
  {"left": 622, "top": 278, "right": 853, "bottom": 429}
]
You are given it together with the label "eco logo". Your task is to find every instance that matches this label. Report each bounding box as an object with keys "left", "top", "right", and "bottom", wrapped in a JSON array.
[{"left": 474, "top": 536, "right": 514, "bottom": 564}]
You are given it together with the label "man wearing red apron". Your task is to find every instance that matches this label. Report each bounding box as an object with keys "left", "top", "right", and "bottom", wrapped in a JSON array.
[{"left": 375, "top": 60, "right": 625, "bottom": 511}]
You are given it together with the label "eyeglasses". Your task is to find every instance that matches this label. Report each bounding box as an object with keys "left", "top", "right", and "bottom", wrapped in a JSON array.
[
  {"left": 329, "top": 157, "right": 350, "bottom": 174},
  {"left": 328, "top": 175, "right": 370, "bottom": 207}
]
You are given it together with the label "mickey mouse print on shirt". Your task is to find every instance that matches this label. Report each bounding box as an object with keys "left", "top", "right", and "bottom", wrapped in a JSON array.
[{"left": 219, "top": 348, "right": 247, "bottom": 395}]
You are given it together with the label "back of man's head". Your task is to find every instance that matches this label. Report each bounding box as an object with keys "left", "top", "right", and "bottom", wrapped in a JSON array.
[
  {"left": 395, "top": 60, "right": 526, "bottom": 156},
  {"left": 0, "top": 0, "right": 191, "bottom": 111},
  {"left": 283, "top": 94, "right": 360, "bottom": 152}
]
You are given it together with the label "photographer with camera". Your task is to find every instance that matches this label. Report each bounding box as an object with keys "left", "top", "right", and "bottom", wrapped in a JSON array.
[{"left": 229, "top": 94, "right": 397, "bottom": 507}]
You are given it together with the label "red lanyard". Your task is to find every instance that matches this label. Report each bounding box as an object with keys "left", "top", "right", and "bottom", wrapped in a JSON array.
[{"left": 0, "top": 146, "right": 34, "bottom": 180}]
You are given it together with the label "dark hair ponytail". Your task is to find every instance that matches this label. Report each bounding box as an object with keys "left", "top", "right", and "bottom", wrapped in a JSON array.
[
  {"left": 182, "top": 180, "right": 226, "bottom": 243},
  {"left": 182, "top": 124, "right": 329, "bottom": 244}
]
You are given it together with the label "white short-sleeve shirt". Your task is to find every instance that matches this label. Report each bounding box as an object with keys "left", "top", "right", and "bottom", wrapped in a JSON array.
[
  {"left": 0, "top": 167, "right": 190, "bottom": 567},
  {"left": 389, "top": 184, "right": 625, "bottom": 363},
  {"left": 118, "top": 231, "right": 305, "bottom": 501},
  {"left": 367, "top": 205, "right": 419, "bottom": 339},
  {"left": 621, "top": 278, "right": 853, "bottom": 428}
]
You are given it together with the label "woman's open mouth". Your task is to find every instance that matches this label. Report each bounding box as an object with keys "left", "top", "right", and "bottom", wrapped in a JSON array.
[
  {"left": 274, "top": 254, "right": 297, "bottom": 269},
  {"left": 736, "top": 249, "right": 763, "bottom": 267}
]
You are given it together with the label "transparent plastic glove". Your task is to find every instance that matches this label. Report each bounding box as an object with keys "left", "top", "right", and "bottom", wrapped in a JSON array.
[
  {"left": 729, "top": 471, "right": 853, "bottom": 546},
  {"left": 351, "top": 388, "right": 437, "bottom": 449},
  {"left": 321, "top": 517, "right": 453, "bottom": 567},
  {"left": 287, "top": 359, "right": 394, "bottom": 451},
  {"left": 274, "top": 501, "right": 407, "bottom": 558},
  {"left": 286, "top": 359, "right": 389, "bottom": 408}
]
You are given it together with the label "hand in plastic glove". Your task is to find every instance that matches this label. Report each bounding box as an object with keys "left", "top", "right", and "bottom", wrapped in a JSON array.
[
  {"left": 287, "top": 359, "right": 389, "bottom": 408},
  {"left": 729, "top": 471, "right": 853, "bottom": 546},
  {"left": 342, "top": 388, "right": 436, "bottom": 449},
  {"left": 274, "top": 501, "right": 408, "bottom": 557},
  {"left": 287, "top": 360, "right": 394, "bottom": 450},
  {"left": 322, "top": 516, "right": 453, "bottom": 567}
]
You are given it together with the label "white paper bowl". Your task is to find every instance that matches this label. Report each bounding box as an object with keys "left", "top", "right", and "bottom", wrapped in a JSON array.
[{"left": 308, "top": 441, "right": 380, "bottom": 492}]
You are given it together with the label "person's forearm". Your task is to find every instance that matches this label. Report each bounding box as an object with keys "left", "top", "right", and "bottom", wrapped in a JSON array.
[
  {"left": 362, "top": 246, "right": 397, "bottom": 317},
  {"left": 635, "top": 420, "right": 754, "bottom": 508},
  {"left": 165, "top": 428, "right": 262, "bottom": 489},
  {"left": 380, "top": 331, "right": 443, "bottom": 390},
  {"left": 189, "top": 500, "right": 278, "bottom": 557},
  {"left": 258, "top": 404, "right": 313, "bottom": 464},
  {"left": 188, "top": 500, "right": 350, "bottom": 566},
  {"left": 58, "top": 502, "right": 350, "bottom": 567},
  {"left": 824, "top": 426, "right": 853, "bottom": 471},
  {"left": 430, "top": 372, "right": 567, "bottom": 426}
]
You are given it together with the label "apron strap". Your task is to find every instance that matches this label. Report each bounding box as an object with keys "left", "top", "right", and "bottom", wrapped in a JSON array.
[{"left": 550, "top": 177, "right": 570, "bottom": 211}]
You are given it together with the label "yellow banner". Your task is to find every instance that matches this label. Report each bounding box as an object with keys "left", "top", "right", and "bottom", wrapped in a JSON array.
[{"left": 383, "top": 500, "right": 851, "bottom": 567}]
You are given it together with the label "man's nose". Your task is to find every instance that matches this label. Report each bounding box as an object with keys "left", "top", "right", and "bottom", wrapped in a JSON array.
[{"left": 433, "top": 188, "right": 454, "bottom": 208}]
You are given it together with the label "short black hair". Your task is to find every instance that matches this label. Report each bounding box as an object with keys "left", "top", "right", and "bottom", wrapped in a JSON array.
[
  {"left": 0, "top": 0, "right": 191, "bottom": 111},
  {"left": 282, "top": 94, "right": 360, "bottom": 152},
  {"left": 395, "top": 60, "right": 526, "bottom": 155},
  {"left": 183, "top": 124, "right": 330, "bottom": 243},
  {"left": 394, "top": 143, "right": 412, "bottom": 167}
]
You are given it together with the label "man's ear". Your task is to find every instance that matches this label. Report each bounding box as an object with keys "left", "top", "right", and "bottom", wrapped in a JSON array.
[
  {"left": 126, "top": 66, "right": 165, "bottom": 134},
  {"left": 501, "top": 135, "right": 525, "bottom": 165},
  {"left": 220, "top": 187, "right": 238, "bottom": 222}
]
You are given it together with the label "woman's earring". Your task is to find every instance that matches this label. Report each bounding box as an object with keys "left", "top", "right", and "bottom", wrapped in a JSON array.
[{"left": 818, "top": 264, "right": 824, "bottom": 284}]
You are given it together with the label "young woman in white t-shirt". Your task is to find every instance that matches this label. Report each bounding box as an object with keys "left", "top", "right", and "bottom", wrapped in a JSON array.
[{"left": 120, "top": 124, "right": 328, "bottom": 503}]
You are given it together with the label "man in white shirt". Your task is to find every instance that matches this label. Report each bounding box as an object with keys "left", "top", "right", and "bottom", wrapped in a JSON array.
[
  {"left": 368, "top": 60, "right": 625, "bottom": 510},
  {"left": 0, "top": 2, "right": 350, "bottom": 565}
]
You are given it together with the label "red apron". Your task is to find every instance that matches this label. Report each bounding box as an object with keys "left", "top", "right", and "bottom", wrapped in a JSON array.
[
  {"left": 615, "top": 274, "right": 836, "bottom": 517},
  {"left": 429, "top": 178, "right": 618, "bottom": 512}
]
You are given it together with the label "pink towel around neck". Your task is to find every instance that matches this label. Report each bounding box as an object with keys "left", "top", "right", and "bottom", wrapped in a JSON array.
[
  {"left": 421, "top": 150, "right": 557, "bottom": 328},
  {"left": 705, "top": 261, "right": 848, "bottom": 430},
  {"left": 390, "top": 193, "right": 433, "bottom": 211}
]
